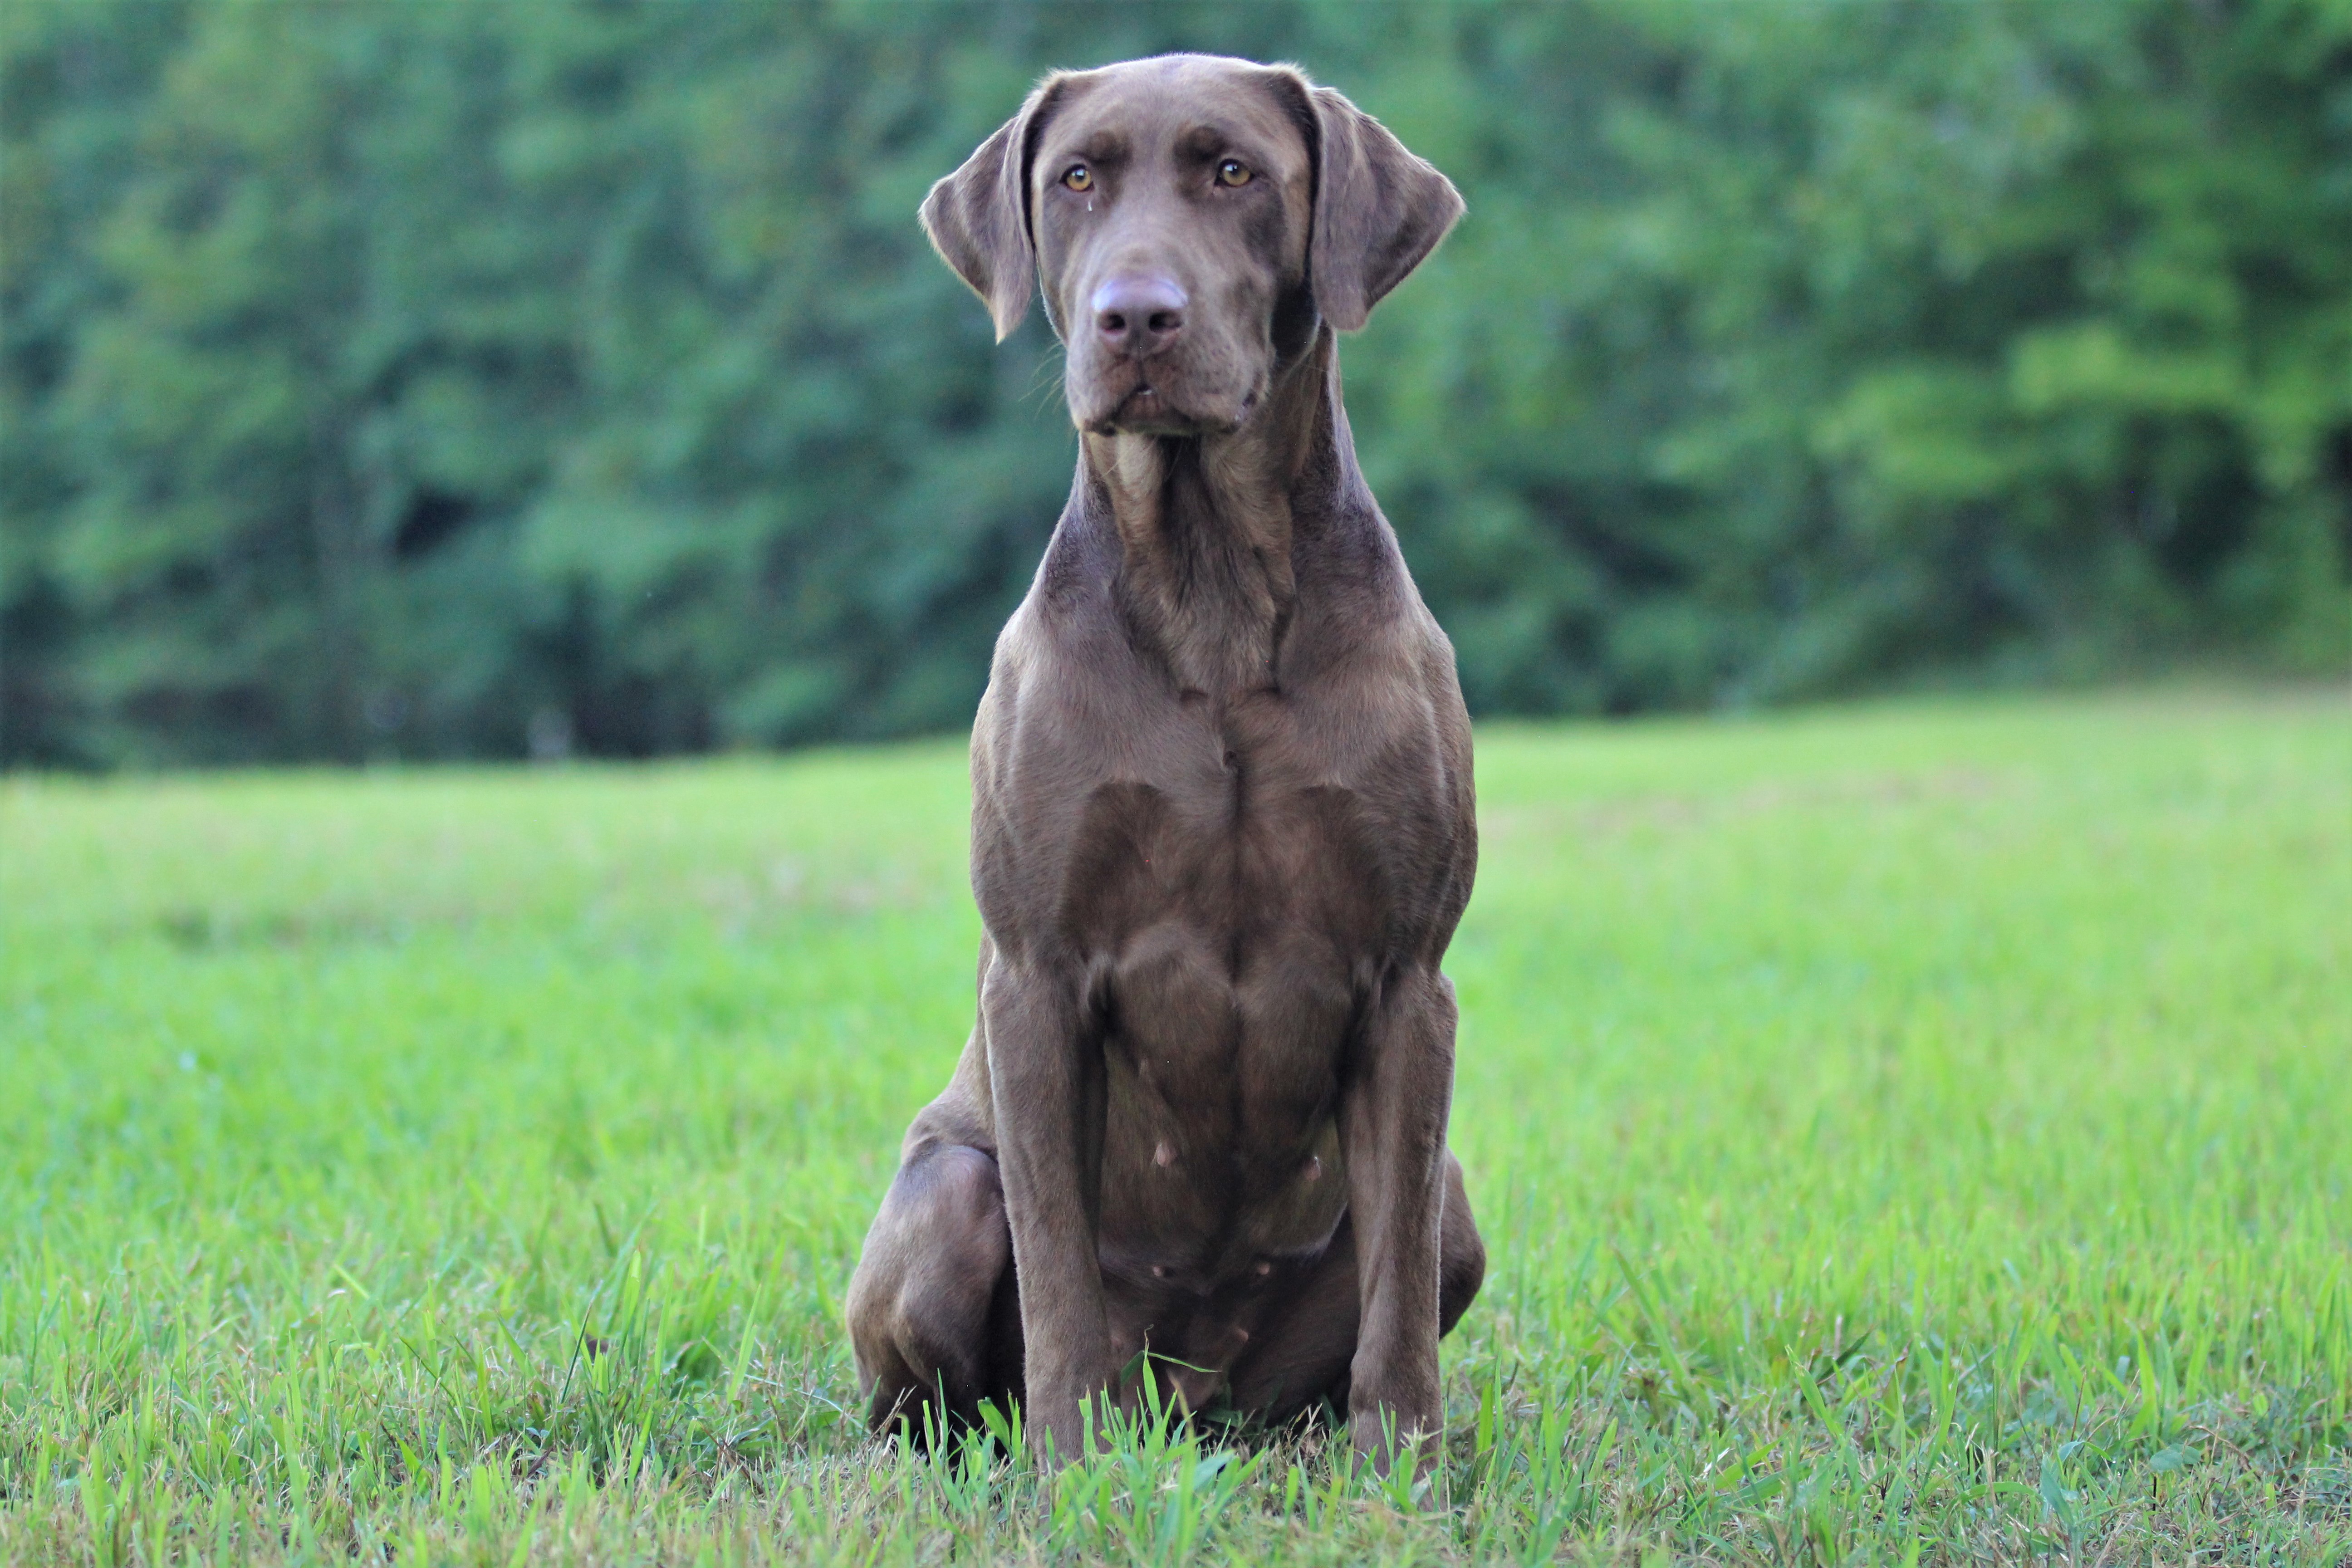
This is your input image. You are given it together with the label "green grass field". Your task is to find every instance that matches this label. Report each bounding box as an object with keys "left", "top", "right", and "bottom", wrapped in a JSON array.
[{"left": 2, "top": 689, "right": 2347, "bottom": 1564}]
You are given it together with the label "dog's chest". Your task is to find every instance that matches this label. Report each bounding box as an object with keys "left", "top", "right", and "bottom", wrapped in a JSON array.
[
  {"left": 1054, "top": 696, "right": 1430, "bottom": 1222},
  {"left": 1058, "top": 700, "right": 1401, "bottom": 985}
]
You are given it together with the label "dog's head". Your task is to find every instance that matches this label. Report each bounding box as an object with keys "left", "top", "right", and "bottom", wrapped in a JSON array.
[{"left": 922, "top": 54, "right": 1462, "bottom": 437}]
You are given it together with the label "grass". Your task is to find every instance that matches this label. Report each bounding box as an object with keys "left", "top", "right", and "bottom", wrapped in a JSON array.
[{"left": 0, "top": 686, "right": 2347, "bottom": 1564}]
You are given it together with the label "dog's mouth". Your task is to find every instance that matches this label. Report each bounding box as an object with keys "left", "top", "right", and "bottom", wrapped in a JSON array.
[
  {"left": 1083, "top": 382, "right": 1177, "bottom": 436},
  {"left": 1081, "top": 379, "right": 1247, "bottom": 438}
]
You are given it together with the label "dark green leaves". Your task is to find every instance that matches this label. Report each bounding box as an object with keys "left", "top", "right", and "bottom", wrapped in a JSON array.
[{"left": 4, "top": 1, "right": 2345, "bottom": 764}]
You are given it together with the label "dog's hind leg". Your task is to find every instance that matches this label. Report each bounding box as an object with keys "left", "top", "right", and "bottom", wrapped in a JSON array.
[
  {"left": 845, "top": 1138, "right": 1017, "bottom": 1441},
  {"left": 1223, "top": 1150, "right": 1485, "bottom": 1428},
  {"left": 1436, "top": 1149, "right": 1487, "bottom": 1336}
]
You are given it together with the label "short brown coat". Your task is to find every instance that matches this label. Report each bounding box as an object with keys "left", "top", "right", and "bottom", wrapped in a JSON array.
[{"left": 846, "top": 54, "right": 1482, "bottom": 1471}]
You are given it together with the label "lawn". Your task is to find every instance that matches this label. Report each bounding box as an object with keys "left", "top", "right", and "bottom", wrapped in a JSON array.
[{"left": 1, "top": 688, "right": 2346, "bottom": 1564}]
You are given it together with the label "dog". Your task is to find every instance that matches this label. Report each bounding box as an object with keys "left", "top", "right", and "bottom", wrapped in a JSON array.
[{"left": 845, "top": 53, "right": 1483, "bottom": 1472}]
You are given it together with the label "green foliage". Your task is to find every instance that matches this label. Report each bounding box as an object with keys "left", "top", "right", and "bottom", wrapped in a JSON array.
[
  {"left": 1, "top": 691, "right": 2346, "bottom": 1558},
  {"left": 4, "top": 2, "right": 2348, "bottom": 764}
]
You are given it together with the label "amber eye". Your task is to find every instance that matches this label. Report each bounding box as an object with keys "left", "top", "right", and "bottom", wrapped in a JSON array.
[
  {"left": 1062, "top": 164, "right": 1093, "bottom": 192},
  {"left": 1216, "top": 159, "right": 1252, "bottom": 187}
]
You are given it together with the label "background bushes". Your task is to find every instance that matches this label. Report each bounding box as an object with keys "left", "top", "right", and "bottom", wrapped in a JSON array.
[{"left": 4, "top": 0, "right": 2346, "bottom": 765}]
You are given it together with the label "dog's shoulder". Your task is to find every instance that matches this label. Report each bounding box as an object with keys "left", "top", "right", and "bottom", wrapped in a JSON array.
[
  {"left": 969, "top": 509, "right": 1138, "bottom": 790},
  {"left": 1290, "top": 498, "right": 1463, "bottom": 688},
  {"left": 996, "top": 505, "right": 1122, "bottom": 660}
]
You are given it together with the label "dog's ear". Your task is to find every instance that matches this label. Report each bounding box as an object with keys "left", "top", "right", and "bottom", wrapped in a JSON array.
[
  {"left": 1301, "top": 82, "right": 1464, "bottom": 333},
  {"left": 921, "top": 78, "right": 1064, "bottom": 343}
]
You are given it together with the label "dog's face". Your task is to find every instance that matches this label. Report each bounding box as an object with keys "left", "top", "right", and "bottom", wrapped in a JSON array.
[
  {"left": 922, "top": 55, "right": 1463, "bottom": 439},
  {"left": 1029, "top": 58, "right": 1314, "bottom": 436}
]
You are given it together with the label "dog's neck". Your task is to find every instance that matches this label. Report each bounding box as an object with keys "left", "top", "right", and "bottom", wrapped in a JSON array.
[{"left": 1080, "top": 330, "right": 1346, "bottom": 700}]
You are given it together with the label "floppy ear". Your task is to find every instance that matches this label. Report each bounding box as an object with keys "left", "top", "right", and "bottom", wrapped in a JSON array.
[
  {"left": 1304, "top": 84, "right": 1464, "bottom": 333},
  {"left": 920, "top": 79, "right": 1063, "bottom": 343}
]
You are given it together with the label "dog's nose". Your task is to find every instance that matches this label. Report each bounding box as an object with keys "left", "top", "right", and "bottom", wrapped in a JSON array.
[{"left": 1091, "top": 275, "right": 1186, "bottom": 358}]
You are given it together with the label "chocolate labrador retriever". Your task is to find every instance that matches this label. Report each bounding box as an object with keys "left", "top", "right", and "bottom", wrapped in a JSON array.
[{"left": 846, "top": 53, "right": 1483, "bottom": 1472}]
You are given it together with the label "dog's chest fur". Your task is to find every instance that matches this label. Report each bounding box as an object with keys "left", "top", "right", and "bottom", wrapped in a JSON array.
[
  {"left": 971, "top": 431, "right": 1466, "bottom": 1361},
  {"left": 1046, "top": 681, "right": 1388, "bottom": 1369}
]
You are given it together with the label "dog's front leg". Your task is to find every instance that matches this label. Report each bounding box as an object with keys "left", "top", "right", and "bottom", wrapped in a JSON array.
[
  {"left": 981, "top": 951, "right": 1112, "bottom": 1465},
  {"left": 1338, "top": 964, "right": 1457, "bottom": 1474}
]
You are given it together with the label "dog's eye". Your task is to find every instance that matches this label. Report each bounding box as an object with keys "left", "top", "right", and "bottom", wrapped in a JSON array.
[
  {"left": 1216, "top": 159, "right": 1252, "bottom": 187},
  {"left": 1062, "top": 165, "right": 1093, "bottom": 193}
]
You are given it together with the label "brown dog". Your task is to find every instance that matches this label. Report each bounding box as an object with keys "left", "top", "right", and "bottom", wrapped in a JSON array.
[{"left": 845, "top": 54, "right": 1483, "bottom": 1471}]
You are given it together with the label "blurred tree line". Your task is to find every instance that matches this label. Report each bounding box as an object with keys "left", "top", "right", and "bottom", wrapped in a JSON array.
[{"left": 3, "top": 0, "right": 2346, "bottom": 766}]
